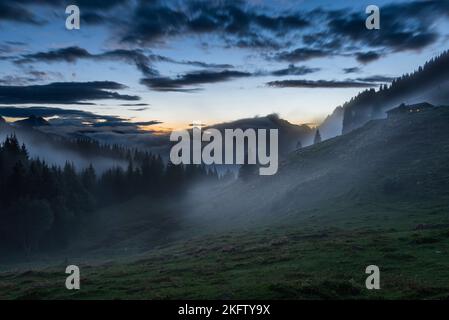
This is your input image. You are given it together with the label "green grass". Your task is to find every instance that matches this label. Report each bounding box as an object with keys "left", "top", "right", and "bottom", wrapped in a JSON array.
[{"left": 2, "top": 201, "right": 449, "bottom": 300}]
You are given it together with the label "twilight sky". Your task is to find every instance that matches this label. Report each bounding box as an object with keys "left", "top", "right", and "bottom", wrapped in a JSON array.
[{"left": 0, "top": 0, "right": 448, "bottom": 131}]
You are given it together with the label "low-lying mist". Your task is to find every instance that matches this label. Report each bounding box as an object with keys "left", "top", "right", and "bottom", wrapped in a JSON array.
[{"left": 0, "top": 125, "right": 127, "bottom": 173}]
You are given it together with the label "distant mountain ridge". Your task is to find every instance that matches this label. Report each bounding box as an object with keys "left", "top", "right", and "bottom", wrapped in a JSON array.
[
  {"left": 0, "top": 116, "right": 5, "bottom": 124},
  {"left": 205, "top": 113, "right": 314, "bottom": 156},
  {"left": 339, "top": 50, "right": 449, "bottom": 134},
  {"left": 14, "top": 115, "right": 50, "bottom": 127}
]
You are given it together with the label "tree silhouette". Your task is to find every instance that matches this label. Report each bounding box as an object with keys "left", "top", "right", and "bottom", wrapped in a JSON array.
[
  {"left": 7, "top": 198, "right": 53, "bottom": 255},
  {"left": 314, "top": 129, "right": 322, "bottom": 144}
]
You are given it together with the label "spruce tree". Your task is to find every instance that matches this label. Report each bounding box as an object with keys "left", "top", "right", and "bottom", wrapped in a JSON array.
[{"left": 314, "top": 129, "right": 322, "bottom": 144}]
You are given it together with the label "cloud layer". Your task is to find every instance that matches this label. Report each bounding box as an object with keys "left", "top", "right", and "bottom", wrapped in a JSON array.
[
  {"left": 141, "top": 70, "right": 252, "bottom": 92},
  {"left": 0, "top": 0, "right": 447, "bottom": 96},
  {"left": 267, "top": 79, "right": 377, "bottom": 89},
  {"left": 0, "top": 81, "right": 140, "bottom": 104}
]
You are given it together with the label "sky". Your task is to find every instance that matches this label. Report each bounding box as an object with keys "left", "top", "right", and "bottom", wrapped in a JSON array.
[{"left": 0, "top": 0, "right": 448, "bottom": 132}]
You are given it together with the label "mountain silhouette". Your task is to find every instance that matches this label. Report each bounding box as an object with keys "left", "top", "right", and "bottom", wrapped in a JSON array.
[
  {"left": 14, "top": 115, "right": 50, "bottom": 127},
  {"left": 204, "top": 113, "right": 314, "bottom": 156}
]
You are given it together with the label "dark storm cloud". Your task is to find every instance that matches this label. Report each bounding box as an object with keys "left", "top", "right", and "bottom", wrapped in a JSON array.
[
  {"left": 119, "top": 103, "right": 150, "bottom": 107},
  {"left": 355, "top": 75, "right": 395, "bottom": 83},
  {"left": 3, "top": 0, "right": 310, "bottom": 50},
  {"left": 0, "top": 106, "right": 105, "bottom": 119},
  {"left": 114, "top": 0, "right": 446, "bottom": 60},
  {"left": 116, "top": 0, "right": 446, "bottom": 64},
  {"left": 2, "top": 0, "right": 446, "bottom": 57},
  {"left": 141, "top": 70, "right": 251, "bottom": 92},
  {"left": 228, "top": 34, "right": 287, "bottom": 51},
  {"left": 121, "top": 0, "right": 309, "bottom": 48},
  {"left": 154, "top": 54, "right": 235, "bottom": 68},
  {"left": 100, "top": 49, "right": 159, "bottom": 76},
  {"left": 15, "top": 47, "right": 159, "bottom": 77},
  {"left": 274, "top": 48, "right": 330, "bottom": 63},
  {"left": 0, "top": 1, "right": 41, "bottom": 24},
  {"left": 120, "top": 103, "right": 151, "bottom": 111},
  {"left": 0, "top": 0, "right": 128, "bottom": 26},
  {"left": 179, "top": 60, "right": 234, "bottom": 69},
  {"left": 271, "top": 64, "right": 320, "bottom": 76},
  {"left": 16, "top": 47, "right": 91, "bottom": 63},
  {"left": 343, "top": 67, "right": 361, "bottom": 74},
  {"left": 65, "top": 0, "right": 128, "bottom": 10},
  {"left": 15, "top": 46, "right": 234, "bottom": 78},
  {"left": 92, "top": 120, "right": 161, "bottom": 128},
  {"left": 0, "top": 68, "right": 62, "bottom": 85},
  {"left": 0, "top": 74, "right": 44, "bottom": 86},
  {"left": 265, "top": 1, "right": 446, "bottom": 64},
  {"left": 302, "top": 31, "right": 343, "bottom": 51},
  {"left": 128, "top": 107, "right": 150, "bottom": 111},
  {"left": 4, "top": 41, "right": 27, "bottom": 46},
  {"left": 0, "top": 81, "right": 140, "bottom": 104},
  {"left": 1, "top": 0, "right": 447, "bottom": 94},
  {"left": 327, "top": 1, "right": 445, "bottom": 54},
  {"left": 355, "top": 51, "right": 382, "bottom": 64},
  {"left": 267, "top": 79, "right": 376, "bottom": 89},
  {"left": 80, "top": 12, "right": 108, "bottom": 25},
  {"left": 0, "top": 106, "right": 161, "bottom": 130},
  {"left": 15, "top": 0, "right": 129, "bottom": 10}
]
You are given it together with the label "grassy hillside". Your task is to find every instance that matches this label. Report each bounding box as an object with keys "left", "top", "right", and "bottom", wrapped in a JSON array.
[
  {"left": 184, "top": 106, "right": 449, "bottom": 231},
  {"left": 1, "top": 107, "right": 449, "bottom": 299}
]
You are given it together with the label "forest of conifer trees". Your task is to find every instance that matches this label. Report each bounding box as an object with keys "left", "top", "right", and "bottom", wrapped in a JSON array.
[
  {"left": 0, "top": 135, "right": 224, "bottom": 256},
  {"left": 342, "top": 50, "right": 449, "bottom": 133}
]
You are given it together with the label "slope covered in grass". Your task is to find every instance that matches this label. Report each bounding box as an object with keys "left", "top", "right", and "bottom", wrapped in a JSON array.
[
  {"left": 1, "top": 107, "right": 449, "bottom": 299},
  {"left": 184, "top": 106, "right": 449, "bottom": 231}
]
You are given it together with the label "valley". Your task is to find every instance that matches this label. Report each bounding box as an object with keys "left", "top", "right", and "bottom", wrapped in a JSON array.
[{"left": 1, "top": 106, "right": 449, "bottom": 299}]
